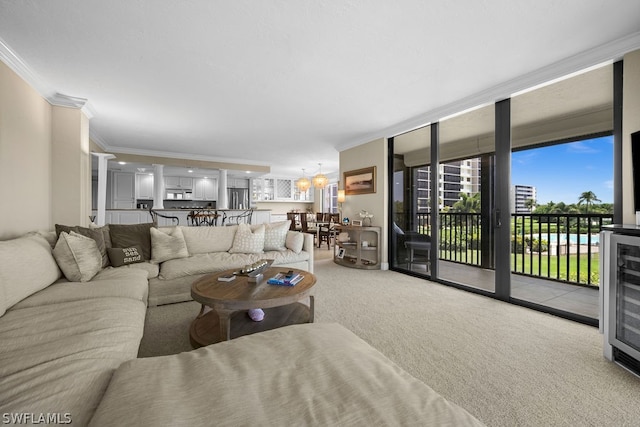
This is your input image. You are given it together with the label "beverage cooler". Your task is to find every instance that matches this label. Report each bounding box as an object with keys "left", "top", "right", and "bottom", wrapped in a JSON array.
[{"left": 601, "top": 228, "right": 640, "bottom": 376}]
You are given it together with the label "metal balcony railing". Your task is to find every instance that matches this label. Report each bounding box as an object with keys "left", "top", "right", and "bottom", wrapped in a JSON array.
[{"left": 399, "top": 212, "right": 613, "bottom": 286}]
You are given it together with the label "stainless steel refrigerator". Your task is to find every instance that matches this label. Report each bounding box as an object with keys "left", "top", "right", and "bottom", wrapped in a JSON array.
[{"left": 227, "top": 188, "right": 249, "bottom": 209}]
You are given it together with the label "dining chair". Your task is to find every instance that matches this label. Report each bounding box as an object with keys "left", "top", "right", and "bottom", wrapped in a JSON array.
[
  {"left": 224, "top": 209, "right": 253, "bottom": 226},
  {"left": 149, "top": 207, "right": 180, "bottom": 226}
]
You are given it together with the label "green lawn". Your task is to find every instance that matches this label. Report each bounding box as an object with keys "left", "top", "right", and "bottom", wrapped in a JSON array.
[{"left": 439, "top": 249, "right": 600, "bottom": 287}]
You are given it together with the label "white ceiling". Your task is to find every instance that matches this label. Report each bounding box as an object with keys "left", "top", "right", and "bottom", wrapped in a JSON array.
[{"left": 1, "top": 1, "right": 639, "bottom": 178}]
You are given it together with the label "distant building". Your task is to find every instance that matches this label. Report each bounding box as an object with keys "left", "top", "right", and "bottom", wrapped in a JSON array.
[
  {"left": 512, "top": 185, "right": 537, "bottom": 213},
  {"left": 416, "top": 158, "right": 481, "bottom": 210}
]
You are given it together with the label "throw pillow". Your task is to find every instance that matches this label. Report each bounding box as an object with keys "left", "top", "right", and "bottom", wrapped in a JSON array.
[
  {"left": 229, "top": 224, "right": 265, "bottom": 254},
  {"left": 109, "top": 223, "right": 154, "bottom": 261},
  {"left": 285, "top": 231, "right": 304, "bottom": 254},
  {"left": 262, "top": 220, "right": 291, "bottom": 251},
  {"left": 150, "top": 227, "right": 190, "bottom": 264},
  {"left": 52, "top": 231, "right": 103, "bottom": 282},
  {"left": 89, "top": 223, "right": 112, "bottom": 249},
  {"left": 56, "top": 224, "right": 109, "bottom": 268},
  {"left": 107, "top": 245, "right": 145, "bottom": 267}
]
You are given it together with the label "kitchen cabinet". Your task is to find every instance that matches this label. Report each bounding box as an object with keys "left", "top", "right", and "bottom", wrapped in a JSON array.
[
  {"left": 193, "top": 178, "right": 217, "bottom": 200},
  {"left": 165, "top": 176, "right": 193, "bottom": 189},
  {"left": 112, "top": 172, "right": 135, "bottom": 209},
  {"left": 228, "top": 178, "right": 249, "bottom": 189},
  {"left": 252, "top": 177, "right": 312, "bottom": 202},
  {"left": 136, "top": 174, "right": 154, "bottom": 199}
]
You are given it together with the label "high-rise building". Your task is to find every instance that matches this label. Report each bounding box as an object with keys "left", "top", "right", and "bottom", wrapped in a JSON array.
[
  {"left": 512, "top": 185, "right": 537, "bottom": 213},
  {"left": 415, "top": 158, "right": 481, "bottom": 211}
]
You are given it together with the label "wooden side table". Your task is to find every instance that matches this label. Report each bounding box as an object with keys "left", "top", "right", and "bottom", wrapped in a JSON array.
[{"left": 189, "top": 267, "right": 316, "bottom": 348}]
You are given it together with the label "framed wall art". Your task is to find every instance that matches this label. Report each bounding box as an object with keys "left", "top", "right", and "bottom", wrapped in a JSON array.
[{"left": 344, "top": 166, "right": 376, "bottom": 195}]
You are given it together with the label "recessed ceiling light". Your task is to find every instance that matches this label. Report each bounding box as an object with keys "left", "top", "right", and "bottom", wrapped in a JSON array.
[
  {"left": 188, "top": 169, "right": 193, "bottom": 173},
  {"left": 118, "top": 161, "right": 126, "bottom": 165},
  {"left": 245, "top": 171, "right": 251, "bottom": 174}
]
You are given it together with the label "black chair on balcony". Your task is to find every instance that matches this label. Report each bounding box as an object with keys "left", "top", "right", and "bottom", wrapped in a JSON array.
[
  {"left": 394, "top": 222, "right": 431, "bottom": 271},
  {"left": 149, "top": 207, "right": 180, "bottom": 226}
]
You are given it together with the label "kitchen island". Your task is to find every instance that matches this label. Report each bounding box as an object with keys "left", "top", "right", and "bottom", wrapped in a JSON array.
[{"left": 92, "top": 209, "right": 271, "bottom": 226}]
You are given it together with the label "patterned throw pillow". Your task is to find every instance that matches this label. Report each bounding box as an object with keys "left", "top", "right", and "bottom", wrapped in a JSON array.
[
  {"left": 106, "top": 245, "right": 145, "bottom": 267},
  {"left": 229, "top": 224, "right": 265, "bottom": 254},
  {"left": 52, "top": 231, "right": 103, "bottom": 282},
  {"left": 262, "top": 220, "right": 291, "bottom": 251},
  {"left": 150, "top": 227, "right": 190, "bottom": 264}
]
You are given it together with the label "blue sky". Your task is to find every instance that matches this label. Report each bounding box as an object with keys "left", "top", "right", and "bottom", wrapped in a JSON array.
[{"left": 511, "top": 135, "right": 613, "bottom": 205}]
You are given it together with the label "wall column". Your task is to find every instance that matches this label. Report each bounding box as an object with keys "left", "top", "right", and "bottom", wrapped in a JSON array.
[
  {"left": 91, "top": 152, "right": 115, "bottom": 225},
  {"left": 152, "top": 164, "right": 165, "bottom": 209},
  {"left": 218, "top": 169, "right": 228, "bottom": 209},
  {"left": 51, "top": 105, "right": 91, "bottom": 227}
]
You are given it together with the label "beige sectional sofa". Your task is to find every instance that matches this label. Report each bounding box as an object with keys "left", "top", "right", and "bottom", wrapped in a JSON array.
[{"left": 0, "top": 225, "right": 483, "bottom": 426}]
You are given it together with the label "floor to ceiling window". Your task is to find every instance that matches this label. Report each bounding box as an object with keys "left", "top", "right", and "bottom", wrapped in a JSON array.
[
  {"left": 437, "top": 105, "right": 495, "bottom": 292},
  {"left": 389, "top": 62, "right": 618, "bottom": 325},
  {"left": 509, "top": 64, "right": 614, "bottom": 320}
]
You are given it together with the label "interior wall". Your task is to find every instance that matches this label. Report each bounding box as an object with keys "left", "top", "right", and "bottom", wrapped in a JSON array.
[
  {"left": 0, "top": 61, "right": 52, "bottom": 239},
  {"left": 339, "top": 138, "right": 388, "bottom": 269},
  {"left": 623, "top": 49, "right": 640, "bottom": 224},
  {"left": 51, "top": 106, "right": 91, "bottom": 227}
]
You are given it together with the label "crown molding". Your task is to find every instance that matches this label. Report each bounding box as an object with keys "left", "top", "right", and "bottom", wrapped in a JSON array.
[
  {"left": 337, "top": 31, "right": 640, "bottom": 152},
  {"left": 97, "top": 145, "right": 272, "bottom": 168},
  {"left": 0, "top": 37, "right": 95, "bottom": 119},
  {"left": 0, "top": 36, "right": 55, "bottom": 99}
]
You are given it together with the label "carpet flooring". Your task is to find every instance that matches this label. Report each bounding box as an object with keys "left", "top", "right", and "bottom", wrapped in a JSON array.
[{"left": 139, "top": 249, "right": 640, "bottom": 426}]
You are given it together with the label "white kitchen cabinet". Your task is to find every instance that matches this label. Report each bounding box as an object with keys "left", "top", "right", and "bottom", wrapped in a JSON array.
[
  {"left": 228, "top": 178, "right": 249, "bottom": 189},
  {"left": 112, "top": 172, "right": 135, "bottom": 209},
  {"left": 136, "top": 174, "right": 154, "bottom": 199},
  {"left": 252, "top": 177, "right": 312, "bottom": 202},
  {"left": 165, "top": 176, "right": 193, "bottom": 189},
  {"left": 193, "top": 178, "right": 217, "bottom": 200}
]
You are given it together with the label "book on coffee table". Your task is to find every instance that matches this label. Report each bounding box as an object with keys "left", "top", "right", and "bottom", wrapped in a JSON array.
[{"left": 267, "top": 273, "right": 304, "bottom": 286}]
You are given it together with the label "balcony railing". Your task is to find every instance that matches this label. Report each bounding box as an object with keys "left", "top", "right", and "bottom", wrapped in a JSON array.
[{"left": 405, "top": 212, "right": 613, "bottom": 286}]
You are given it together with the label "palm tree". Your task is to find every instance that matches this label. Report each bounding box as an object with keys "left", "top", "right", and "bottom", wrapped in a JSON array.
[
  {"left": 452, "top": 192, "right": 481, "bottom": 213},
  {"left": 524, "top": 198, "right": 536, "bottom": 213},
  {"left": 578, "top": 191, "right": 601, "bottom": 213}
]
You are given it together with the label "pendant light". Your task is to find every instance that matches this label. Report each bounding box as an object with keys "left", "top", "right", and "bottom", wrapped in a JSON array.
[
  {"left": 312, "top": 163, "right": 329, "bottom": 189},
  {"left": 296, "top": 168, "right": 311, "bottom": 192}
]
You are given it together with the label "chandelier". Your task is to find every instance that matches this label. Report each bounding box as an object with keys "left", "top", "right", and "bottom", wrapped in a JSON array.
[
  {"left": 296, "top": 168, "right": 311, "bottom": 192},
  {"left": 312, "top": 163, "right": 329, "bottom": 189}
]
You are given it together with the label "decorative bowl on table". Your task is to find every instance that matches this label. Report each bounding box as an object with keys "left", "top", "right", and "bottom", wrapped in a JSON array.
[{"left": 234, "top": 259, "right": 274, "bottom": 283}]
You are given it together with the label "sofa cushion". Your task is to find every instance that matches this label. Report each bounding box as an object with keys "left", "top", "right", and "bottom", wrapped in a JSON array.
[
  {"left": 150, "top": 227, "right": 189, "bottom": 264},
  {"left": 107, "top": 245, "right": 144, "bottom": 267},
  {"left": 109, "top": 223, "right": 154, "bottom": 261},
  {"left": 285, "top": 231, "right": 304, "bottom": 254},
  {"left": 56, "top": 224, "right": 109, "bottom": 268},
  {"left": 159, "top": 252, "right": 264, "bottom": 280},
  {"left": 262, "top": 220, "right": 290, "bottom": 251},
  {"left": 90, "top": 323, "right": 484, "bottom": 427},
  {"left": 53, "top": 231, "right": 103, "bottom": 282},
  {"left": 229, "top": 224, "right": 265, "bottom": 254},
  {"left": 110, "top": 261, "right": 159, "bottom": 279},
  {"left": 181, "top": 225, "right": 237, "bottom": 254},
  {"left": 0, "top": 298, "right": 146, "bottom": 427},
  {"left": 0, "top": 235, "right": 62, "bottom": 316},
  {"left": 11, "top": 268, "right": 149, "bottom": 310}
]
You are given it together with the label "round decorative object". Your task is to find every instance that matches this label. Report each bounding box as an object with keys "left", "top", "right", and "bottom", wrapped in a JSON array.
[{"left": 363, "top": 217, "right": 372, "bottom": 226}]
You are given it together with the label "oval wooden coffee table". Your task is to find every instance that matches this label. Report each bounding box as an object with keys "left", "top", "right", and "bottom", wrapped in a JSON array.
[{"left": 189, "top": 267, "right": 316, "bottom": 348}]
